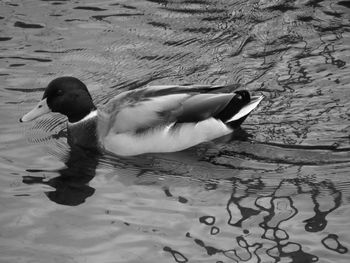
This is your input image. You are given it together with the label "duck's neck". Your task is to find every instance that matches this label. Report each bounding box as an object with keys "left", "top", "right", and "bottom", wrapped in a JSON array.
[
  {"left": 67, "top": 110, "right": 99, "bottom": 150},
  {"left": 65, "top": 94, "right": 96, "bottom": 123}
]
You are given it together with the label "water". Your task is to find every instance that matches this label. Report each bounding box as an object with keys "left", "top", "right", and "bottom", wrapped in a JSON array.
[{"left": 1, "top": 0, "right": 350, "bottom": 262}]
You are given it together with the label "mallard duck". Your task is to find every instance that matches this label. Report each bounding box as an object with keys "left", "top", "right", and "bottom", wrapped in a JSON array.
[{"left": 20, "top": 77, "right": 263, "bottom": 156}]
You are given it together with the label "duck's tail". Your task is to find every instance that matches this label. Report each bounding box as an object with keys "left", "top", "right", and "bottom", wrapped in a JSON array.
[{"left": 214, "top": 91, "right": 263, "bottom": 128}]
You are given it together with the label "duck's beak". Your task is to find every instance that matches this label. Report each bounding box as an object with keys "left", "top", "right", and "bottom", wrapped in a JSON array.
[{"left": 20, "top": 98, "right": 51, "bottom": 122}]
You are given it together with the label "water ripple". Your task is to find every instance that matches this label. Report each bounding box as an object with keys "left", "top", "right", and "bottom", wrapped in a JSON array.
[{"left": 1, "top": 0, "right": 350, "bottom": 262}]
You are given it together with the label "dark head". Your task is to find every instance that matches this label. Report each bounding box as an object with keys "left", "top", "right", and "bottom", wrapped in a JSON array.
[{"left": 20, "top": 77, "right": 96, "bottom": 123}]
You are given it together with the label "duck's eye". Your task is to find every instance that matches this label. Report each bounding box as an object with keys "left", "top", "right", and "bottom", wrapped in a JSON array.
[{"left": 56, "top": 89, "right": 63, "bottom": 96}]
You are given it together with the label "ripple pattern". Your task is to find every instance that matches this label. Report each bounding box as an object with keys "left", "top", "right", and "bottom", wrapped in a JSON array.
[{"left": 0, "top": 0, "right": 349, "bottom": 262}]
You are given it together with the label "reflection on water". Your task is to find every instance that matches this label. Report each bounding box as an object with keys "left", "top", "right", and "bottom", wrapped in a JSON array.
[
  {"left": 23, "top": 146, "right": 99, "bottom": 206},
  {"left": 171, "top": 176, "right": 346, "bottom": 262},
  {"left": 1, "top": 0, "right": 350, "bottom": 262},
  {"left": 303, "top": 180, "right": 341, "bottom": 233},
  {"left": 16, "top": 138, "right": 349, "bottom": 262}
]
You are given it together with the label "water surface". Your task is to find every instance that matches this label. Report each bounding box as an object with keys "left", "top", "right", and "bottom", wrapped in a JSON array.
[{"left": 0, "top": 0, "right": 350, "bottom": 262}]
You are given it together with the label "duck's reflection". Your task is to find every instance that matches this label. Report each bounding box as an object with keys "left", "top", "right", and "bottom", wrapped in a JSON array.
[
  {"left": 22, "top": 145, "right": 99, "bottom": 206},
  {"left": 20, "top": 138, "right": 348, "bottom": 262}
]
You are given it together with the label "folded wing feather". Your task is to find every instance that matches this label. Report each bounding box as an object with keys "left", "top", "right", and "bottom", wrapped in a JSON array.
[
  {"left": 110, "top": 93, "right": 190, "bottom": 133},
  {"left": 100, "top": 91, "right": 237, "bottom": 134}
]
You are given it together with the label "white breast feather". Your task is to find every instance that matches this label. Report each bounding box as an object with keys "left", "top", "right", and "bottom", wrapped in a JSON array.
[{"left": 103, "top": 118, "right": 232, "bottom": 156}]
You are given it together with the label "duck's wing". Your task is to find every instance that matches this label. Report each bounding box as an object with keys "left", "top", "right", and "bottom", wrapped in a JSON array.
[
  {"left": 105, "top": 93, "right": 192, "bottom": 134},
  {"left": 99, "top": 89, "right": 236, "bottom": 135}
]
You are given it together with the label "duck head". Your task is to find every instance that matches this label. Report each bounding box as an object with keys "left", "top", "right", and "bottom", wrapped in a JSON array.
[{"left": 20, "top": 77, "right": 96, "bottom": 123}]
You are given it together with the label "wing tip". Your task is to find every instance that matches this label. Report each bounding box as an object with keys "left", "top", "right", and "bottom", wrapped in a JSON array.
[{"left": 225, "top": 94, "right": 264, "bottom": 123}]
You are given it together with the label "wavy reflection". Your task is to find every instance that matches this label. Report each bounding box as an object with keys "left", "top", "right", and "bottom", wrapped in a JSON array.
[
  {"left": 22, "top": 145, "right": 100, "bottom": 206},
  {"left": 190, "top": 176, "right": 348, "bottom": 262},
  {"left": 303, "top": 180, "right": 341, "bottom": 232}
]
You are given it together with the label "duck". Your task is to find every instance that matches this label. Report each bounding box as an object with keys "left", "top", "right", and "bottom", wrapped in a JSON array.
[{"left": 20, "top": 77, "right": 263, "bottom": 156}]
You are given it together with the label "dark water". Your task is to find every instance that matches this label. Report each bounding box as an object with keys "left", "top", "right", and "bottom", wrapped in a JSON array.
[{"left": 1, "top": 0, "right": 350, "bottom": 262}]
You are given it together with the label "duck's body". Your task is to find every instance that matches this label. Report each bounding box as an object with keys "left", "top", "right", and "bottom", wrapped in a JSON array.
[{"left": 20, "top": 77, "right": 263, "bottom": 156}]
